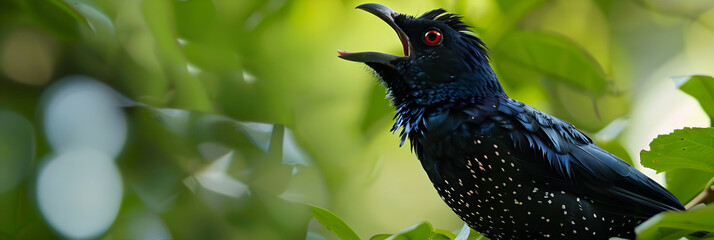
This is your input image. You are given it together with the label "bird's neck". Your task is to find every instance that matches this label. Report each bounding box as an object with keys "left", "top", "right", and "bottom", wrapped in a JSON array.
[
  {"left": 463, "top": 61, "right": 507, "bottom": 98},
  {"left": 390, "top": 96, "right": 468, "bottom": 148},
  {"left": 392, "top": 101, "right": 426, "bottom": 148},
  {"left": 391, "top": 63, "right": 506, "bottom": 107},
  {"left": 389, "top": 62, "right": 506, "bottom": 148}
]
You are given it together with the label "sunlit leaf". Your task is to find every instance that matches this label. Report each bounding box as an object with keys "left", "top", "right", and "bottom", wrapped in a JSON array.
[
  {"left": 309, "top": 205, "right": 361, "bottom": 240},
  {"left": 496, "top": 31, "right": 609, "bottom": 96},
  {"left": 635, "top": 204, "right": 714, "bottom": 240},
  {"left": 137, "top": 104, "right": 303, "bottom": 195},
  {"left": 269, "top": 124, "right": 284, "bottom": 160},
  {"left": 183, "top": 151, "right": 250, "bottom": 198},
  {"left": 142, "top": 106, "right": 273, "bottom": 152},
  {"left": 673, "top": 75, "right": 714, "bottom": 121},
  {"left": 235, "top": 121, "right": 273, "bottom": 153},
  {"left": 370, "top": 234, "right": 390, "bottom": 240},
  {"left": 384, "top": 221, "right": 434, "bottom": 240},
  {"left": 640, "top": 127, "right": 714, "bottom": 173},
  {"left": 370, "top": 224, "right": 469, "bottom": 240},
  {"left": 149, "top": 107, "right": 195, "bottom": 138},
  {"left": 282, "top": 128, "right": 311, "bottom": 166},
  {"left": 64, "top": 1, "right": 114, "bottom": 37},
  {"left": 431, "top": 230, "right": 454, "bottom": 240}
]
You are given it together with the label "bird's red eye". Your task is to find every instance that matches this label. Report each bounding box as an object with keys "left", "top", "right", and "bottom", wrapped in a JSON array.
[{"left": 423, "top": 29, "right": 442, "bottom": 45}]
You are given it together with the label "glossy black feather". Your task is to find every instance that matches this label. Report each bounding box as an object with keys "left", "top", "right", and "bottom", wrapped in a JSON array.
[
  {"left": 404, "top": 98, "right": 684, "bottom": 239},
  {"left": 345, "top": 5, "right": 684, "bottom": 240}
]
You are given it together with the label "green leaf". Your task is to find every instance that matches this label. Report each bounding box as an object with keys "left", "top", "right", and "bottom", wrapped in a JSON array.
[
  {"left": 432, "top": 228, "right": 456, "bottom": 240},
  {"left": 309, "top": 205, "right": 361, "bottom": 240},
  {"left": 62, "top": 0, "right": 115, "bottom": 38},
  {"left": 666, "top": 169, "right": 714, "bottom": 203},
  {"left": 673, "top": 75, "right": 714, "bottom": 121},
  {"left": 50, "top": 0, "right": 118, "bottom": 59},
  {"left": 640, "top": 127, "right": 714, "bottom": 173},
  {"left": 496, "top": 31, "right": 609, "bottom": 96},
  {"left": 635, "top": 204, "right": 714, "bottom": 240},
  {"left": 370, "top": 223, "right": 481, "bottom": 240},
  {"left": 369, "top": 234, "right": 391, "bottom": 240},
  {"left": 384, "top": 221, "right": 434, "bottom": 240},
  {"left": 20, "top": 0, "right": 81, "bottom": 39}
]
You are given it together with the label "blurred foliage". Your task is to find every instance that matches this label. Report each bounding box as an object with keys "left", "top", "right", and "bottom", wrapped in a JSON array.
[
  {"left": 1, "top": 0, "right": 714, "bottom": 239},
  {"left": 310, "top": 205, "right": 361, "bottom": 240},
  {"left": 635, "top": 203, "right": 714, "bottom": 240},
  {"left": 675, "top": 75, "right": 714, "bottom": 120}
]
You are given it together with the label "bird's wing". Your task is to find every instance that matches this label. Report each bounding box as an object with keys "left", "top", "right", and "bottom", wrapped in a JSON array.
[{"left": 467, "top": 98, "right": 684, "bottom": 217}]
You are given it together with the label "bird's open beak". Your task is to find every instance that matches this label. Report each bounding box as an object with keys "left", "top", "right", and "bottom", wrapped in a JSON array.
[{"left": 338, "top": 3, "right": 411, "bottom": 66}]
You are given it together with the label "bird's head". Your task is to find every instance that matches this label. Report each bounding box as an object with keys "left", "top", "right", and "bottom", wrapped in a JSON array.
[{"left": 339, "top": 3, "right": 505, "bottom": 107}]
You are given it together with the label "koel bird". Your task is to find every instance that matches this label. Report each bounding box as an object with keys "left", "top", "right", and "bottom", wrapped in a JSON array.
[{"left": 339, "top": 3, "right": 684, "bottom": 240}]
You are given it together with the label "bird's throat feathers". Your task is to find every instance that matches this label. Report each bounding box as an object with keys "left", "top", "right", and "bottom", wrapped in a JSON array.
[{"left": 391, "top": 102, "right": 425, "bottom": 148}]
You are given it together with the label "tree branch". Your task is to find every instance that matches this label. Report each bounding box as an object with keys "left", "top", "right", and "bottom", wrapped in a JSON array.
[{"left": 685, "top": 177, "right": 714, "bottom": 210}]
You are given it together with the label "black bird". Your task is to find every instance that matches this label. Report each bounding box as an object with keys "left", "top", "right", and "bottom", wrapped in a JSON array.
[{"left": 339, "top": 3, "right": 684, "bottom": 240}]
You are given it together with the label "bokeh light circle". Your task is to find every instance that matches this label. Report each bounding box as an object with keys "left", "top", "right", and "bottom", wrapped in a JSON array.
[
  {"left": 41, "top": 76, "right": 127, "bottom": 158},
  {"left": 36, "top": 150, "right": 123, "bottom": 239}
]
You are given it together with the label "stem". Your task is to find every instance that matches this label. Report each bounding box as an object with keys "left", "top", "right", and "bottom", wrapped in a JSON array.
[{"left": 685, "top": 177, "right": 714, "bottom": 210}]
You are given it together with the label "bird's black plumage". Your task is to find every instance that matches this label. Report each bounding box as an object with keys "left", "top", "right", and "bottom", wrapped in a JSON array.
[{"left": 339, "top": 4, "right": 684, "bottom": 239}]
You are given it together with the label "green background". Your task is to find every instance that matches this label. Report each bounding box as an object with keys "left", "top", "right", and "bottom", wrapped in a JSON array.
[{"left": 0, "top": 0, "right": 713, "bottom": 239}]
